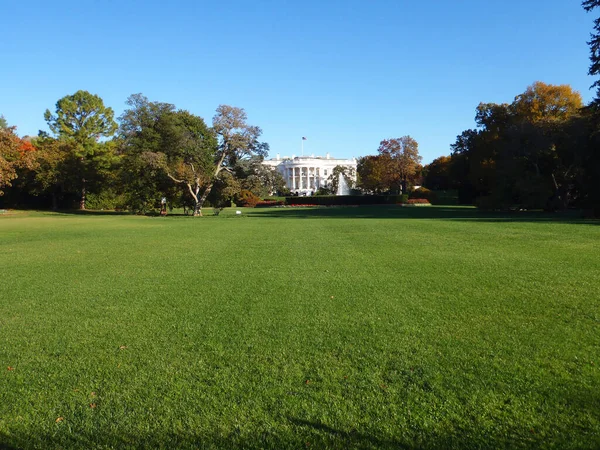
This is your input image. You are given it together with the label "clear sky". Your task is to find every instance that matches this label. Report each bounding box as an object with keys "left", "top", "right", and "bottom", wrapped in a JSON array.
[{"left": 1, "top": 0, "right": 595, "bottom": 163}]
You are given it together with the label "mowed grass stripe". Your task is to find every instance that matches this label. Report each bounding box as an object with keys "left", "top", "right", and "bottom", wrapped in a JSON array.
[{"left": 0, "top": 207, "right": 599, "bottom": 449}]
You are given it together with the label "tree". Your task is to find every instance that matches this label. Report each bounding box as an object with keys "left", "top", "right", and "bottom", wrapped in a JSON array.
[
  {"left": 0, "top": 123, "right": 37, "bottom": 196},
  {"left": 512, "top": 81, "right": 582, "bottom": 123},
  {"left": 234, "top": 156, "right": 287, "bottom": 197},
  {"left": 423, "top": 155, "right": 454, "bottom": 191},
  {"left": 377, "top": 136, "right": 422, "bottom": 193},
  {"left": 193, "top": 105, "right": 267, "bottom": 215},
  {"left": 584, "top": 0, "right": 600, "bottom": 98},
  {"left": 326, "top": 165, "right": 354, "bottom": 195},
  {"left": 357, "top": 155, "right": 390, "bottom": 194},
  {"left": 581, "top": 1, "right": 600, "bottom": 215},
  {"left": 26, "top": 136, "right": 75, "bottom": 209},
  {"left": 117, "top": 94, "right": 177, "bottom": 212},
  {"left": 450, "top": 82, "right": 585, "bottom": 209},
  {"left": 159, "top": 110, "right": 217, "bottom": 214},
  {"left": 118, "top": 95, "right": 219, "bottom": 214},
  {"left": 44, "top": 90, "right": 118, "bottom": 209}
]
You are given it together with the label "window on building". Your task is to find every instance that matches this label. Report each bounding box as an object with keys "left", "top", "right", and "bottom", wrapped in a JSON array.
[{"left": 324, "top": 169, "right": 328, "bottom": 176}]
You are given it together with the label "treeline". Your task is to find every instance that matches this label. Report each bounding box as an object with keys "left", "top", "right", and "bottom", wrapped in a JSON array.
[
  {"left": 0, "top": 93, "right": 287, "bottom": 215},
  {"left": 420, "top": 81, "right": 600, "bottom": 214},
  {"left": 2, "top": 3, "right": 600, "bottom": 215},
  {"left": 417, "top": 0, "right": 600, "bottom": 215}
]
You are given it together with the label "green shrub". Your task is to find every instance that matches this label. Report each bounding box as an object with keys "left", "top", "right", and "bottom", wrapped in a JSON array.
[
  {"left": 85, "top": 190, "right": 127, "bottom": 210},
  {"left": 285, "top": 195, "right": 403, "bottom": 206},
  {"left": 430, "top": 190, "right": 459, "bottom": 205}
]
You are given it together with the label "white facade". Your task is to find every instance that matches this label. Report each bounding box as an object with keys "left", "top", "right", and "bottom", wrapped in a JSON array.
[{"left": 263, "top": 153, "right": 357, "bottom": 195}]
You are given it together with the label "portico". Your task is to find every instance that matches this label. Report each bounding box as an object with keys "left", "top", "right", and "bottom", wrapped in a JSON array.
[{"left": 263, "top": 154, "right": 357, "bottom": 195}]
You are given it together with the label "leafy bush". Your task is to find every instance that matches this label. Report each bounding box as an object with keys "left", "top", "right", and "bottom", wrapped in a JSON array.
[
  {"left": 409, "top": 187, "right": 435, "bottom": 202},
  {"left": 235, "top": 190, "right": 261, "bottom": 207},
  {"left": 430, "top": 190, "right": 459, "bottom": 205},
  {"left": 406, "top": 198, "right": 431, "bottom": 205},
  {"left": 85, "top": 190, "right": 127, "bottom": 211}
]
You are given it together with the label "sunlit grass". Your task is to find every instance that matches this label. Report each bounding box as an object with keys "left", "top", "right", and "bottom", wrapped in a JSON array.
[{"left": 1, "top": 207, "right": 599, "bottom": 449}]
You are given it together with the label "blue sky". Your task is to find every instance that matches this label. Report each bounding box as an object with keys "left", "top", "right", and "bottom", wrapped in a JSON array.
[{"left": 1, "top": 0, "right": 595, "bottom": 163}]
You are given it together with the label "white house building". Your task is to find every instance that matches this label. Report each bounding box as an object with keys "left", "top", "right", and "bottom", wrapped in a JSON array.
[{"left": 263, "top": 153, "right": 357, "bottom": 195}]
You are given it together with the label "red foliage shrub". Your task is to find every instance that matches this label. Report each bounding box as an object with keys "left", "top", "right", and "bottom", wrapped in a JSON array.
[
  {"left": 235, "top": 190, "right": 261, "bottom": 207},
  {"left": 255, "top": 200, "right": 284, "bottom": 207},
  {"left": 406, "top": 198, "right": 431, "bottom": 204}
]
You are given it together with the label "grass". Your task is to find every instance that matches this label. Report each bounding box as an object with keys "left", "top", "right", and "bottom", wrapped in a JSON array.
[{"left": 0, "top": 206, "right": 599, "bottom": 449}]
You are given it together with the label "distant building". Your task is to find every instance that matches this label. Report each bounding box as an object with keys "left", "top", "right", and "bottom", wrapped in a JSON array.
[{"left": 263, "top": 153, "right": 357, "bottom": 195}]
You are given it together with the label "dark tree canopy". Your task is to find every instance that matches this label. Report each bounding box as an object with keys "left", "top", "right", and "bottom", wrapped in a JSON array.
[{"left": 451, "top": 82, "right": 586, "bottom": 209}]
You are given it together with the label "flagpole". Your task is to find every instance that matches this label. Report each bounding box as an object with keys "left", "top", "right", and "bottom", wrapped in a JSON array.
[{"left": 301, "top": 137, "right": 304, "bottom": 156}]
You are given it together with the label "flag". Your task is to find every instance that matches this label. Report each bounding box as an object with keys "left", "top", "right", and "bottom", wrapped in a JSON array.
[{"left": 302, "top": 137, "right": 307, "bottom": 140}]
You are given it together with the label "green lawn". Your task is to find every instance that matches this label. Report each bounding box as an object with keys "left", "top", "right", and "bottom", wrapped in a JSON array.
[{"left": 1, "top": 206, "right": 599, "bottom": 449}]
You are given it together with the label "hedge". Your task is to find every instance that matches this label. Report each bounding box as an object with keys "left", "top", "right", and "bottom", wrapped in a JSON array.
[{"left": 284, "top": 195, "right": 405, "bottom": 206}]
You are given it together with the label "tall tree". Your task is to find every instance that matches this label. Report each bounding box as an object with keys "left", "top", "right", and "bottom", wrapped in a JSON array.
[
  {"left": 194, "top": 105, "right": 267, "bottom": 215},
  {"left": 118, "top": 94, "right": 177, "bottom": 212},
  {"left": 584, "top": 0, "right": 600, "bottom": 99},
  {"left": 377, "top": 136, "right": 422, "bottom": 194},
  {"left": 44, "top": 90, "right": 117, "bottom": 209},
  {"left": 582, "top": 1, "right": 600, "bottom": 215},
  {"left": 158, "top": 110, "right": 217, "bottom": 214}
]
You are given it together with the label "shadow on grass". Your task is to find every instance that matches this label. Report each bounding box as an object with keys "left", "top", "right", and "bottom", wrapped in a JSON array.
[
  {"left": 26, "top": 206, "right": 600, "bottom": 225},
  {"left": 2, "top": 417, "right": 596, "bottom": 450},
  {"left": 0, "top": 427, "right": 409, "bottom": 450},
  {"left": 41, "top": 209, "right": 134, "bottom": 216},
  {"left": 247, "top": 205, "right": 600, "bottom": 225}
]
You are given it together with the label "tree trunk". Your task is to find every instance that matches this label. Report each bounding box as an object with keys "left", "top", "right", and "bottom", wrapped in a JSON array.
[
  {"left": 51, "top": 192, "right": 58, "bottom": 211},
  {"left": 80, "top": 179, "right": 86, "bottom": 210},
  {"left": 195, "top": 181, "right": 217, "bottom": 217}
]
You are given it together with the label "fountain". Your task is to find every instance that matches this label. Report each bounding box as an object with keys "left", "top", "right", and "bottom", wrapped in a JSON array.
[{"left": 337, "top": 172, "right": 351, "bottom": 195}]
